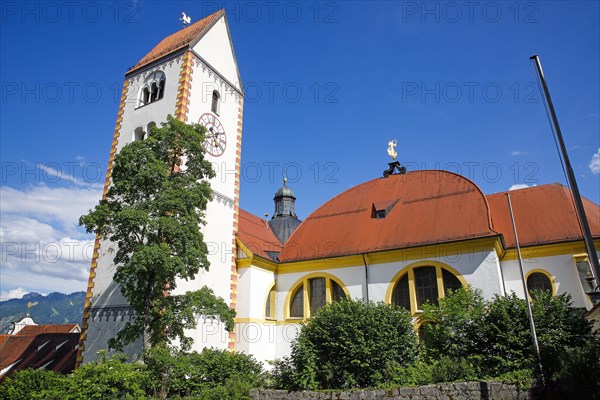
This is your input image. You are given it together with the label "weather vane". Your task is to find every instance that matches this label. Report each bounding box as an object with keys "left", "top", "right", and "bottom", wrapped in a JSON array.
[{"left": 180, "top": 12, "right": 191, "bottom": 28}]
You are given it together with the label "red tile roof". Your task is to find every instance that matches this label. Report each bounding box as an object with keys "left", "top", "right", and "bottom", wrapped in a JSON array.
[
  {"left": 127, "top": 9, "right": 224, "bottom": 74},
  {"left": 238, "top": 209, "right": 283, "bottom": 260},
  {"left": 487, "top": 183, "right": 600, "bottom": 248},
  {"left": 17, "top": 324, "right": 79, "bottom": 335},
  {"left": 0, "top": 328, "right": 79, "bottom": 380},
  {"left": 279, "top": 171, "right": 500, "bottom": 262}
]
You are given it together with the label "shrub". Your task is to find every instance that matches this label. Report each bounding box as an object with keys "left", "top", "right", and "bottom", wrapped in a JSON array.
[
  {"left": 65, "top": 352, "right": 148, "bottom": 400},
  {"left": 276, "top": 298, "right": 418, "bottom": 390},
  {"left": 0, "top": 368, "right": 67, "bottom": 400},
  {"left": 143, "top": 345, "right": 263, "bottom": 399},
  {"left": 420, "top": 287, "right": 486, "bottom": 361},
  {"left": 430, "top": 356, "right": 480, "bottom": 383}
]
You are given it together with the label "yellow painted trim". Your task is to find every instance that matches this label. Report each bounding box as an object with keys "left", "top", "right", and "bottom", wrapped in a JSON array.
[
  {"left": 283, "top": 272, "right": 350, "bottom": 321},
  {"left": 277, "top": 236, "right": 504, "bottom": 274},
  {"left": 385, "top": 260, "right": 468, "bottom": 314},
  {"left": 502, "top": 240, "right": 600, "bottom": 261},
  {"left": 236, "top": 238, "right": 253, "bottom": 259},
  {"left": 525, "top": 269, "right": 556, "bottom": 296}
]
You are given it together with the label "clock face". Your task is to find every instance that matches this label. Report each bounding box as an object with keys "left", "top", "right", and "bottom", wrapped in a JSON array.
[{"left": 198, "top": 113, "right": 227, "bottom": 157}]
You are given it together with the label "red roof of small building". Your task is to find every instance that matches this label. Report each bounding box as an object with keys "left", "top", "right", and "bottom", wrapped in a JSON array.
[
  {"left": 279, "top": 171, "right": 500, "bottom": 262},
  {"left": 238, "top": 209, "right": 283, "bottom": 260},
  {"left": 0, "top": 325, "right": 79, "bottom": 380},
  {"left": 487, "top": 183, "right": 600, "bottom": 248},
  {"left": 127, "top": 9, "right": 224, "bottom": 74}
]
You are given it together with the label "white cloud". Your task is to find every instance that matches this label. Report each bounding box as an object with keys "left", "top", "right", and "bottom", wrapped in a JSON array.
[
  {"left": 509, "top": 183, "right": 536, "bottom": 191},
  {"left": 0, "top": 184, "right": 102, "bottom": 234},
  {"left": 0, "top": 183, "right": 100, "bottom": 294},
  {"left": 0, "top": 287, "right": 28, "bottom": 302},
  {"left": 589, "top": 148, "right": 600, "bottom": 175}
]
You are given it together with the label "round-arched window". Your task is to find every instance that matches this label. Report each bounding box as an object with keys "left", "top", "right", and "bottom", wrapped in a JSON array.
[
  {"left": 526, "top": 272, "right": 553, "bottom": 295},
  {"left": 391, "top": 265, "right": 463, "bottom": 314}
]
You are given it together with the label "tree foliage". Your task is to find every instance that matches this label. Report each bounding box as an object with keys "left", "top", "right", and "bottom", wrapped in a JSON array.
[
  {"left": 80, "top": 115, "right": 235, "bottom": 350},
  {"left": 0, "top": 368, "right": 66, "bottom": 400},
  {"left": 143, "top": 345, "right": 264, "bottom": 399},
  {"left": 420, "top": 286, "right": 598, "bottom": 391},
  {"left": 272, "top": 298, "right": 418, "bottom": 390}
]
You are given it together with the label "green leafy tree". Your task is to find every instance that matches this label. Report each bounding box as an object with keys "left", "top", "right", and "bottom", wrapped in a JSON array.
[
  {"left": 80, "top": 115, "right": 235, "bottom": 351},
  {"left": 0, "top": 369, "right": 67, "bottom": 400},
  {"left": 275, "top": 298, "right": 418, "bottom": 390}
]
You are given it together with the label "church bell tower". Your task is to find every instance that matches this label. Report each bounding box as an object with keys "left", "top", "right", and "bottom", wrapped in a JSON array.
[{"left": 79, "top": 9, "right": 244, "bottom": 363}]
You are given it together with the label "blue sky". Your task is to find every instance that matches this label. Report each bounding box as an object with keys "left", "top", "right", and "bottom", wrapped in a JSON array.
[{"left": 1, "top": 1, "right": 599, "bottom": 298}]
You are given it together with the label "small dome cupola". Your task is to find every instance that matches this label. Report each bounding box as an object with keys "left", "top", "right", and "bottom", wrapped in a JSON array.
[
  {"left": 273, "top": 178, "right": 297, "bottom": 218},
  {"left": 269, "top": 178, "right": 302, "bottom": 245}
]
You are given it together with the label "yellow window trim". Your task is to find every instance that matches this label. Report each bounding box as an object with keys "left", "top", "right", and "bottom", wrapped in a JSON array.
[
  {"left": 524, "top": 269, "right": 556, "bottom": 297},
  {"left": 385, "top": 260, "right": 468, "bottom": 315},
  {"left": 283, "top": 272, "right": 350, "bottom": 322}
]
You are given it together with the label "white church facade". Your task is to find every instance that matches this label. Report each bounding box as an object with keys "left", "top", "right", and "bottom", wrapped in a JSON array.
[{"left": 78, "top": 10, "right": 600, "bottom": 366}]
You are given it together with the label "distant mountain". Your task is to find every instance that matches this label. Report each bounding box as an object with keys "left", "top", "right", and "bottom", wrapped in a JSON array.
[{"left": 0, "top": 291, "right": 85, "bottom": 334}]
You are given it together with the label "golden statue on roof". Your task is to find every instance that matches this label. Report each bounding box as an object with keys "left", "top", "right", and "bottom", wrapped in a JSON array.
[{"left": 387, "top": 139, "right": 398, "bottom": 161}]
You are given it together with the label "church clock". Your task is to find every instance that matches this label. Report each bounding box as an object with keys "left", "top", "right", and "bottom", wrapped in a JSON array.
[{"left": 199, "top": 113, "right": 227, "bottom": 157}]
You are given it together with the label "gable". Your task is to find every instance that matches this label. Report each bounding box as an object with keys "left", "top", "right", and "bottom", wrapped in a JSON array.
[{"left": 192, "top": 14, "right": 242, "bottom": 91}]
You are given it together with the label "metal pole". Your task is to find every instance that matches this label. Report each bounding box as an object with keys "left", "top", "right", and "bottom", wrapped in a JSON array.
[
  {"left": 530, "top": 55, "right": 600, "bottom": 292},
  {"left": 507, "top": 193, "right": 545, "bottom": 385},
  {"left": 362, "top": 254, "right": 370, "bottom": 302}
]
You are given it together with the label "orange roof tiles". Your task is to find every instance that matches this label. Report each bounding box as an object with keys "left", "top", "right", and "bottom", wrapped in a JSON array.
[
  {"left": 127, "top": 9, "right": 224, "bottom": 74},
  {"left": 279, "top": 171, "right": 500, "bottom": 262},
  {"left": 237, "top": 209, "right": 282, "bottom": 260},
  {"left": 487, "top": 183, "right": 600, "bottom": 249}
]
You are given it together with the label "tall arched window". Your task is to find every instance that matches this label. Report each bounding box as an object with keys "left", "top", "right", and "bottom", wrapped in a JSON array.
[
  {"left": 389, "top": 264, "right": 465, "bottom": 314},
  {"left": 265, "top": 284, "right": 276, "bottom": 320},
  {"left": 211, "top": 90, "right": 220, "bottom": 114},
  {"left": 138, "top": 71, "right": 166, "bottom": 107},
  {"left": 287, "top": 274, "right": 348, "bottom": 320}
]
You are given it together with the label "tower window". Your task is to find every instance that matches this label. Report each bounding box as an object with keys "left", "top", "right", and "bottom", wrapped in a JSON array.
[
  {"left": 211, "top": 90, "right": 220, "bottom": 115},
  {"left": 138, "top": 71, "right": 166, "bottom": 107},
  {"left": 133, "top": 127, "right": 146, "bottom": 142}
]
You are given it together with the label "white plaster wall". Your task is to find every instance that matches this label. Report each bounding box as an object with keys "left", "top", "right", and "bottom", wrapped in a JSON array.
[
  {"left": 192, "top": 16, "right": 241, "bottom": 91},
  {"left": 186, "top": 57, "right": 241, "bottom": 199},
  {"left": 501, "top": 253, "right": 594, "bottom": 309}
]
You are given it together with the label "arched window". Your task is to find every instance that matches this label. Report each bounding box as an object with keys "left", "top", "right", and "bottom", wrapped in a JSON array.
[
  {"left": 138, "top": 71, "right": 166, "bottom": 107},
  {"left": 389, "top": 264, "right": 464, "bottom": 314},
  {"left": 133, "top": 127, "right": 146, "bottom": 142},
  {"left": 526, "top": 271, "right": 553, "bottom": 296},
  {"left": 211, "top": 90, "right": 220, "bottom": 114},
  {"left": 265, "top": 284, "right": 276, "bottom": 320},
  {"left": 287, "top": 274, "right": 348, "bottom": 320},
  {"left": 146, "top": 122, "right": 156, "bottom": 137}
]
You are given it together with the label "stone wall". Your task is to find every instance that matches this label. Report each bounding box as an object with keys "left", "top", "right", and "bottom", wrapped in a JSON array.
[{"left": 250, "top": 381, "right": 529, "bottom": 400}]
